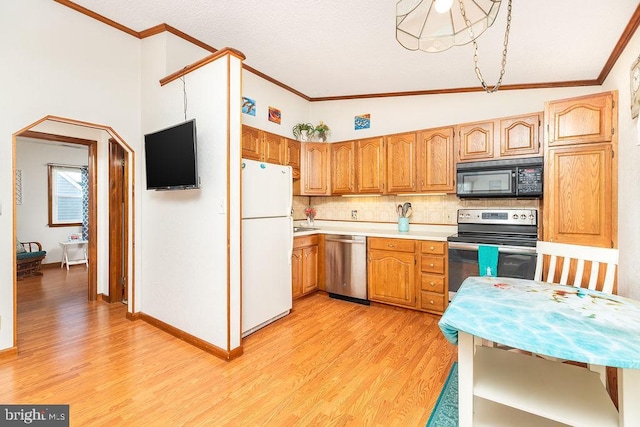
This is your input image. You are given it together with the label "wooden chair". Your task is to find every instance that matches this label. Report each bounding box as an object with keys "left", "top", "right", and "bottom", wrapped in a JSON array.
[
  {"left": 534, "top": 240, "right": 619, "bottom": 387},
  {"left": 16, "top": 241, "right": 47, "bottom": 280},
  {"left": 534, "top": 241, "right": 619, "bottom": 294}
]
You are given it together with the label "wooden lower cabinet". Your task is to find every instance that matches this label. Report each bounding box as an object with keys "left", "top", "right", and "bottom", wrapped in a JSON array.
[
  {"left": 368, "top": 238, "right": 416, "bottom": 308},
  {"left": 418, "top": 241, "right": 448, "bottom": 315},
  {"left": 292, "top": 235, "right": 319, "bottom": 299},
  {"left": 367, "top": 237, "right": 448, "bottom": 314}
]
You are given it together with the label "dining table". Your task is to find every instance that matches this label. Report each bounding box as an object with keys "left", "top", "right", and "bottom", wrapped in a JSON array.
[{"left": 438, "top": 275, "right": 640, "bottom": 426}]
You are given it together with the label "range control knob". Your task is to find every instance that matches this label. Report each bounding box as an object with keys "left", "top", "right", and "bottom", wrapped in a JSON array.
[
  {"left": 520, "top": 214, "right": 527, "bottom": 219},
  {"left": 513, "top": 214, "right": 519, "bottom": 219}
]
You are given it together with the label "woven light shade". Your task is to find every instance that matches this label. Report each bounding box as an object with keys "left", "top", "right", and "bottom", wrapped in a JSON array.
[{"left": 396, "top": 0, "right": 503, "bottom": 53}]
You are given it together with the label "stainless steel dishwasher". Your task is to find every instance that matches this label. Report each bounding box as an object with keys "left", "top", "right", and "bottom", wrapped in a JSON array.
[{"left": 325, "top": 235, "right": 369, "bottom": 305}]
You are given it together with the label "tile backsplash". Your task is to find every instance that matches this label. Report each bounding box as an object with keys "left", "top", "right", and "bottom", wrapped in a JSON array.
[{"left": 294, "top": 195, "right": 539, "bottom": 225}]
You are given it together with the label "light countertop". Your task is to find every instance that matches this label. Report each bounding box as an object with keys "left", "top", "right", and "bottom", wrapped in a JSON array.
[{"left": 293, "top": 220, "right": 456, "bottom": 242}]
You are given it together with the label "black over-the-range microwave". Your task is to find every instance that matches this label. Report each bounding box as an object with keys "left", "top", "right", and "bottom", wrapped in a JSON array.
[{"left": 456, "top": 156, "right": 543, "bottom": 198}]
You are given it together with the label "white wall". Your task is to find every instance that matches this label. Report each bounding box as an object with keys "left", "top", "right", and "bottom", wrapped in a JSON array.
[
  {"left": 15, "top": 140, "right": 87, "bottom": 263},
  {"left": 602, "top": 27, "right": 640, "bottom": 301},
  {"left": 0, "top": 0, "right": 141, "bottom": 350},
  {"left": 241, "top": 71, "right": 310, "bottom": 139},
  {"left": 140, "top": 33, "right": 242, "bottom": 350}
]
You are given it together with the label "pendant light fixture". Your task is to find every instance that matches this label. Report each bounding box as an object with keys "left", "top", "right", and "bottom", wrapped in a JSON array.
[{"left": 396, "top": 0, "right": 513, "bottom": 93}]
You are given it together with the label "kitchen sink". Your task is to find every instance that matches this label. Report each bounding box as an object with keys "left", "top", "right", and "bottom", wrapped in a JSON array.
[{"left": 293, "top": 226, "right": 318, "bottom": 232}]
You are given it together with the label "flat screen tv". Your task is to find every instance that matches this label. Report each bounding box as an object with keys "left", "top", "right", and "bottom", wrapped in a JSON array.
[{"left": 144, "top": 119, "right": 199, "bottom": 190}]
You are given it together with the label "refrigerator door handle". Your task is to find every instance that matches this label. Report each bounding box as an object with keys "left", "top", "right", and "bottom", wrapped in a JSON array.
[{"left": 288, "top": 216, "right": 294, "bottom": 265}]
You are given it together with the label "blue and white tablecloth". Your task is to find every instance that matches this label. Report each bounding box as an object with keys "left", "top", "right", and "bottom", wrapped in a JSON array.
[{"left": 438, "top": 276, "right": 640, "bottom": 369}]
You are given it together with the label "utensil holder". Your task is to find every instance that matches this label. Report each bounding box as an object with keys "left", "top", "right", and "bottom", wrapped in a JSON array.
[{"left": 398, "top": 217, "right": 409, "bottom": 232}]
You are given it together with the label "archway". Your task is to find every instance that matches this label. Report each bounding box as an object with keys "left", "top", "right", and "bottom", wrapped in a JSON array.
[{"left": 12, "top": 115, "right": 136, "bottom": 346}]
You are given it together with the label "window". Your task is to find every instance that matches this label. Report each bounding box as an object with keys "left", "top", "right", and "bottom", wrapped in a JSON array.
[{"left": 48, "top": 165, "right": 84, "bottom": 227}]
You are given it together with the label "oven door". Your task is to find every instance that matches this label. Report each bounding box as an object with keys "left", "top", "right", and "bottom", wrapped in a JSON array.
[{"left": 447, "top": 242, "right": 537, "bottom": 300}]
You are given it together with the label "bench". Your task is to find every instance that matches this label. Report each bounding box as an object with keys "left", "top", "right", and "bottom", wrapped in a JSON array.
[{"left": 17, "top": 241, "right": 46, "bottom": 280}]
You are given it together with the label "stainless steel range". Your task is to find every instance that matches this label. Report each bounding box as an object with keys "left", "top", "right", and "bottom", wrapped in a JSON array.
[{"left": 447, "top": 208, "right": 538, "bottom": 300}]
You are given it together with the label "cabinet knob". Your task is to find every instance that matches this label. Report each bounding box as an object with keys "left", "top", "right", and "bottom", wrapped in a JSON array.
[
  {"left": 430, "top": 281, "right": 435, "bottom": 287},
  {"left": 429, "top": 263, "right": 435, "bottom": 268},
  {"left": 429, "top": 246, "right": 435, "bottom": 251},
  {"left": 429, "top": 299, "right": 435, "bottom": 305},
  {"left": 388, "top": 244, "right": 394, "bottom": 248}
]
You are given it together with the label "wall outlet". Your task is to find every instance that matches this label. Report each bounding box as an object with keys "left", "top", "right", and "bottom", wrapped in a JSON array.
[
  {"left": 351, "top": 210, "right": 358, "bottom": 220},
  {"left": 446, "top": 212, "right": 453, "bottom": 223}
]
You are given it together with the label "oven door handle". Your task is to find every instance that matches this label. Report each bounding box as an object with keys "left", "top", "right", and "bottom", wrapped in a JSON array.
[{"left": 448, "top": 241, "right": 537, "bottom": 255}]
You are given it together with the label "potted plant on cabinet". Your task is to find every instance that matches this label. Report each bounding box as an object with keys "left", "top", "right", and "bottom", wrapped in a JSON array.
[
  {"left": 292, "top": 123, "right": 315, "bottom": 142},
  {"left": 313, "top": 121, "right": 330, "bottom": 142}
]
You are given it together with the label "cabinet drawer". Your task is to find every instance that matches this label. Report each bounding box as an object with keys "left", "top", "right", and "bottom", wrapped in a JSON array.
[
  {"left": 421, "top": 274, "right": 445, "bottom": 293},
  {"left": 420, "top": 291, "right": 445, "bottom": 312},
  {"left": 421, "top": 241, "right": 446, "bottom": 255},
  {"left": 293, "top": 235, "right": 319, "bottom": 249},
  {"left": 421, "top": 255, "right": 445, "bottom": 274},
  {"left": 368, "top": 237, "right": 415, "bottom": 253}
]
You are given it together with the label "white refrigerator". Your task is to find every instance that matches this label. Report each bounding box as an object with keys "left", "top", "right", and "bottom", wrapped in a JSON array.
[{"left": 241, "top": 158, "right": 293, "bottom": 337}]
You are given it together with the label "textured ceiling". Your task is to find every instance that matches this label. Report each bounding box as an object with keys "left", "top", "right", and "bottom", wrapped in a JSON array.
[{"left": 67, "top": 0, "right": 639, "bottom": 99}]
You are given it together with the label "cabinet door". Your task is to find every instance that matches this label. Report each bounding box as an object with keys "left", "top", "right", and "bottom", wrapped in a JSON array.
[
  {"left": 417, "top": 127, "right": 455, "bottom": 193},
  {"left": 457, "top": 120, "right": 495, "bottom": 162},
  {"left": 263, "top": 132, "right": 285, "bottom": 165},
  {"left": 356, "top": 137, "right": 385, "bottom": 194},
  {"left": 500, "top": 113, "right": 542, "bottom": 157},
  {"left": 545, "top": 92, "right": 615, "bottom": 146},
  {"left": 302, "top": 245, "right": 318, "bottom": 294},
  {"left": 331, "top": 141, "right": 356, "bottom": 194},
  {"left": 367, "top": 249, "right": 415, "bottom": 308},
  {"left": 386, "top": 132, "right": 417, "bottom": 193},
  {"left": 544, "top": 143, "right": 613, "bottom": 247},
  {"left": 300, "top": 143, "right": 330, "bottom": 195},
  {"left": 242, "top": 125, "right": 262, "bottom": 161},
  {"left": 291, "top": 248, "right": 303, "bottom": 299},
  {"left": 285, "top": 138, "right": 301, "bottom": 171}
]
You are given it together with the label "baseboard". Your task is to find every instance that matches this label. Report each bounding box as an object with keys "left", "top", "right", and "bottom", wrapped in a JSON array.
[
  {"left": 97, "top": 293, "right": 108, "bottom": 302},
  {"left": 0, "top": 346, "right": 18, "bottom": 358},
  {"left": 126, "top": 311, "right": 140, "bottom": 321},
  {"left": 138, "top": 312, "right": 243, "bottom": 361}
]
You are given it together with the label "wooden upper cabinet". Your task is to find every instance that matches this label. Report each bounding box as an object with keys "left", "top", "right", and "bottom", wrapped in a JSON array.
[
  {"left": 331, "top": 141, "right": 356, "bottom": 194},
  {"left": 457, "top": 113, "right": 542, "bottom": 162},
  {"left": 241, "top": 125, "right": 285, "bottom": 164},
  {"left": 543, "top": 90, "right": 617, "bottom": 249},
  {"left": 544, "top": 143, "right": 613, "bottom": 247},
  {"left": 300, "top": 142, "right": 331, "bottom": 195},
  {"left": 386, "top": 132, "right": 416, "bottom": 193},
  {"left": 499, "top": 113, "right": 542, "bottom": 157},
  {"left": 545, "top": 91, "right": 615, "bottom": 147},
  {"left": 417, "top": 127, "right": 455, "bottom": 193},
  {"left": 242, "top": 125, "right": 262, "bottom": 161},
  {"left": 457, "top": 120, "right": 495, "bottom": 162},
  {"left": 356, "top": 137, "right": 385, "bottom": 194},
  {"left": 263, "top": 131, "right": 285, "bottom": 165},
  {"left": 285, "top": 138, "right": 301, "bottom": 171}
]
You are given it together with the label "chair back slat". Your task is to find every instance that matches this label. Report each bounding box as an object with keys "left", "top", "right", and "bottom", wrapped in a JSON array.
[
  {"left": 587, "top": 262, "right": 600, "bottom": 291},
  {"left": 535, "top": 241, "right": 619, "bottom": 294},
  {"left": 573, "top": 259, "right": 585, "bottom": 287},
  {"left": 547, "top": 256, "right": 558, "bottom": 283},
  {"left": 559, "top": 256, "right": 571, "bottom": 285}
]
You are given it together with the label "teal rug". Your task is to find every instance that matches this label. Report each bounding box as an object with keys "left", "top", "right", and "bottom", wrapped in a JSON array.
[{"left": 426, "top": 362, "right": 458, "bottom": 426}]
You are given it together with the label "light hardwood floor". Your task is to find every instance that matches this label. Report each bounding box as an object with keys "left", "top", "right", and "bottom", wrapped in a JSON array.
[{"left": 1, "top": 266, "right": 456, "bottom": 426}]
